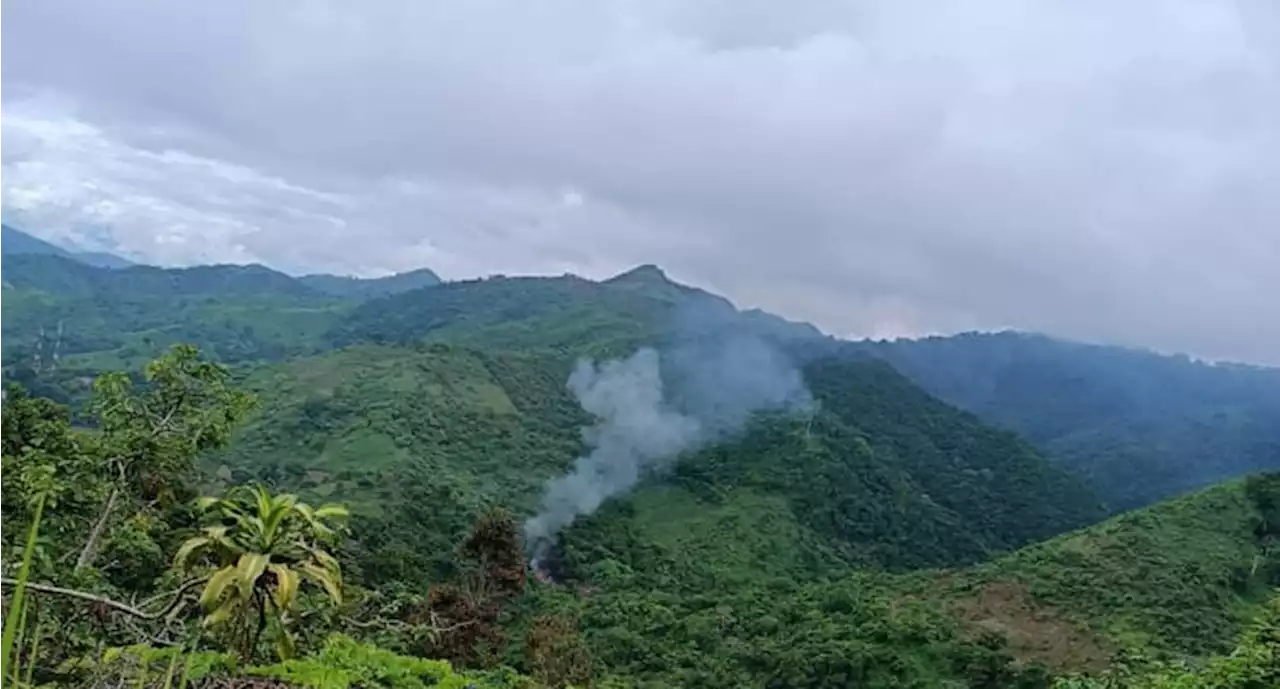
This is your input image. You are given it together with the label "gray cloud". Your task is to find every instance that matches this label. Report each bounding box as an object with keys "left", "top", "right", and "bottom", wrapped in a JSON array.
[{"left": 2, "top": 0, "right": 1278, "bottom": 364}]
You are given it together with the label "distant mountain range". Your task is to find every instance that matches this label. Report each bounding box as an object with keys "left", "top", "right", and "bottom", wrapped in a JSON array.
[
  {"left": 2, "top": 223, "right": 440, "bottom": 294},
  {"left": 2, "top": 223, "right": 136, "bottom": 269}
]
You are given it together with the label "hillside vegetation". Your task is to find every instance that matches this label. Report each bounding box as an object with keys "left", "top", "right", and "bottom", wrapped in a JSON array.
[
  {"left": 545, "top": 473, "right": 1280, "bottom": 687},
  {"left": 8, "top": 253, "right": 1275, "bottom": 518},
  {"left": 212, "top": 341, "right": 1103, "bottom": 587},
  {"left": 3, "top": 254, "right": 1279, "bottom": 687}
]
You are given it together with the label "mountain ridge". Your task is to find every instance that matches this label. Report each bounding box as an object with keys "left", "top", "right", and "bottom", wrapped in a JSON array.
[
  {"left": 5, "top": 254, "right": 1277, "bottom": 513},
  {"left": 2, "top": 223, "right": 135, "bottom": 268},
  {"left": 3, "top": 250, "right": 1278, "bottom": 687}
]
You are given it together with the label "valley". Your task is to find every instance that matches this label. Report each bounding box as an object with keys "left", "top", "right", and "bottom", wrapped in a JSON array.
[{"left": 2, "top": 230, "right": 1278, "bottom": 688}]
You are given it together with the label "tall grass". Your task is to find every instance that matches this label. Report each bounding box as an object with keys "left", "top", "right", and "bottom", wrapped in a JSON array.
[{"left": 1, "top": 492, "right": 48, "bottom": 689}]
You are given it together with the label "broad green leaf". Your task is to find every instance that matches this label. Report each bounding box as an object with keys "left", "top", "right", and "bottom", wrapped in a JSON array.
[
  {"left": 234, "top": 553, "right": 271, "bottom": 598},
  {"left": 312, "top": 549, "right": 341, "bottom": 573},
  {"left": 199, "top": 566, "right": 240, "bottom": 610},
  {"left": 299, "top": 563, "right": 343, "bottom": 604},
  {"left": 173, "top": 536, "right": 210, "bottom": 569},
  {"left": 203, "top": 598, "right": 240, "bottom": 627},
  {"left": 267, "top": 563, "right": 300, "bottom": 610},
  {"left": 313, "top": 504, "right": 349, "bottom": 520}
]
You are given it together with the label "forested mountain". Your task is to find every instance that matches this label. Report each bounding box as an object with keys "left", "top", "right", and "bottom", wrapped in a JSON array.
[
  {"left": 210, "top": 343, "right": 1103, "bottom": 587},
  {"left": 1, "top": 252, "right": 441, "bottom": 373},
  {"left": 322, "top": 269, "right": 1280, "bottom": 511},
  {"left": 860, "top": 333, "right": 1280, "bottom": 510},
  {"left": 3, "top": 254, "right": 1278, "bottom": 688}
]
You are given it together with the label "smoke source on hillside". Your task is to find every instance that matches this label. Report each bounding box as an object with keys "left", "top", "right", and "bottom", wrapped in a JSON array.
[{"left": 523, "top": 335, "right": 811, "bottom": 558}]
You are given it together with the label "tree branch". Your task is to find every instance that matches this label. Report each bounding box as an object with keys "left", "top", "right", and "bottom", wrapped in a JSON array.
[
  {"left": 74, "top": 486, "right": 120, "bottom": 572},
  {"left": 1, "top": 577, "right": 205, "bottom": 620}
]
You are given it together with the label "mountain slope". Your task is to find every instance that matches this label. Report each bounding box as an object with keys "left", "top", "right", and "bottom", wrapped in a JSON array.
[
  {"left": 327, "top": 265, "right": 820, "bottom": 357},
  {"left": 327, "top": 272, "right": 703, "bottom": 356},
  {"left": 545, "top": 472, "right": 1279, "bottom": 687},
  {"left": 330, "top": 269, "right": 1279, "bottom": 512},
  {"left": 211, "top": 340, "right": 1103, "bottom": 589},
  {"left": 2, "top": 223, "right": 134, "bottom": 268},
  {"left": 3, "top": 224, "right": 79, "bottom": 258},
  {"left": 1, "top": 254, "right": 346, "bottom": 371},
  {"left": 862, "top": 332, "right": 1280, "bottom": 510},
  {"left": 944, "top": 471, "right": 1279, "bottom": 659}
]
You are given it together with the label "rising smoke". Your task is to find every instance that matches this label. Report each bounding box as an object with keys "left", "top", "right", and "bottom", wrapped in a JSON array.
[{"left": 523, "top": 332, "right": 812, "bottom": 558}]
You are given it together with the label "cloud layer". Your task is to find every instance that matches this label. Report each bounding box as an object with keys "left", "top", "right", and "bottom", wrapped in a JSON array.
[{"left": 3, "top": 0, "right": 1278, "bottom": 364}]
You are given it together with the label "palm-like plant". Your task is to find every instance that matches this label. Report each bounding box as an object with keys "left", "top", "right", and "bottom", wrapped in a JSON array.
[{"left": 175, "top": 483, "right": 348, "bottom": 660}]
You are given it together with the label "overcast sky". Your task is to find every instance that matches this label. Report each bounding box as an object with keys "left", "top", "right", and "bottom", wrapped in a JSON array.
[{"left": 3, "top": 0, "right": 1278, "bottom": 365}]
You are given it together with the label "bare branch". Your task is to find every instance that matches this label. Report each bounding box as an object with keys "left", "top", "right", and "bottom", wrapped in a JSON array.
[
  {"left": 74, "top": 487, "right": 121, "bottom": 572},
  {"left": 1, "top": 577, "right": 205, "bottom": 620}
]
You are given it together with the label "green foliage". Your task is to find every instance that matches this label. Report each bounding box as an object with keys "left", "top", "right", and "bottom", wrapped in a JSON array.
[
  {"left": 215, "top": 343, "right": 1101, "bottom": 596},
  {"left": 1, "top": 387, "right": 103, "bottom": 568},
  {"left": 244, "top": 635, "right": 534, "bottom": 689},
  {"left": 74, "top": 344, "right": 257, "bottom": 575},
  {"left": 1053, "top": 594, "right": 1279, "bottom": 688},
  {"left": 2, "top": 492, "right": 47, "bottom": 689},
  {"left": 177, "top": 484, "right": 349, "bottom": 660},
  {"left": 950, "top": 473, "right": 1280, "bottom": 658},
  {"left": 524, "top": 571, "right": 1054, "bottom": 689},
  {"left": 212, "top": 344, "right": 586, "bottom": 584},
  {"left": 66, "top": 636, "right": 537, "bottom": 689}
]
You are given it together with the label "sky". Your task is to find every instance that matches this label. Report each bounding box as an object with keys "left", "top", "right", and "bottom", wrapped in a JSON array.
[{"left": 2, "top": 0, "right": 1278, "bottom": 365}]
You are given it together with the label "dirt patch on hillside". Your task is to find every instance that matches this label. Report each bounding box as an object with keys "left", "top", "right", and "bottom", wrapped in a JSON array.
[{"left": 951, "top": 580, "right": 1112, "bottom": 672}]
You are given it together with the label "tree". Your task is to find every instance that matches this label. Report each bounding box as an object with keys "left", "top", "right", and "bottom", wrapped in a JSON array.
[
  {"left": 415, "top": 509, "right": 526, "bottom": 668},
  {"left": 1, "top": 386, "right": 102, "bottom": 572},
  {"left": 75, "top": 344, "right": 256, "bottom": 573},
  {"left": 175, "top": 484, "right": 349, "bottom": 661},
  {"left": 524, "top": 615, "right": 594, "bottom": 689}
]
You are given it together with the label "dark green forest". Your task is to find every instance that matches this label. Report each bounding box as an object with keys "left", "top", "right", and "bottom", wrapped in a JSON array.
[
  {"left": 3, "top": 234, "right": 1278, "bottom": 688},
  {"left": 858, "top": 333, "right": 1280, "bottom": 511}
]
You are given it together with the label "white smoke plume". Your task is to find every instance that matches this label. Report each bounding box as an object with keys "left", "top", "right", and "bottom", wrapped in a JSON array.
[{"left": 524, "top": 336, "right": 811, "bottom": 557}]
